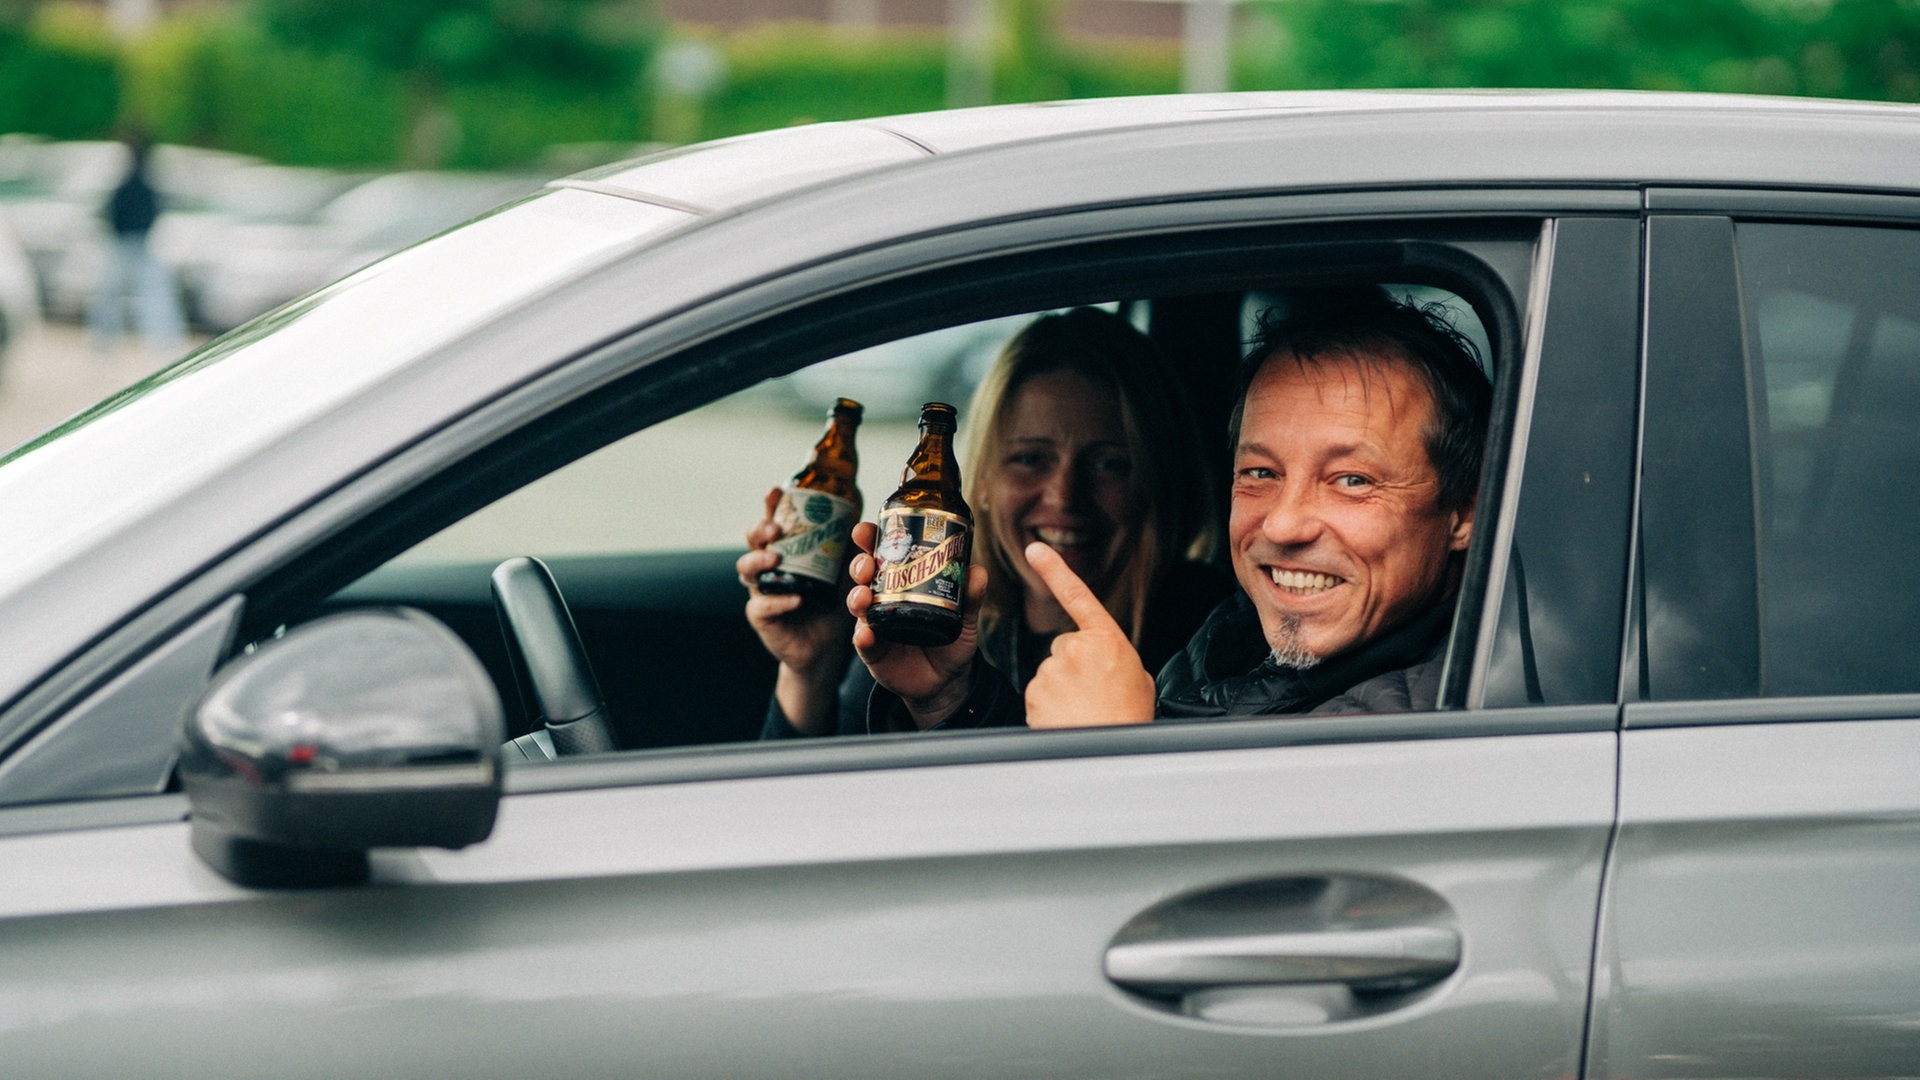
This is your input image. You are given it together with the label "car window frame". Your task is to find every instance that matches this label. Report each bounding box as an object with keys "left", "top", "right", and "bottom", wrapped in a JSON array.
[
  {"left": 1631, "top": 189, "right": 1920, "bottom": 724},
  {"left": 1471, "top": 216, "right": 1642, "bottom": 710},
  {"left": 2, "top": 189, "right": 1642, "bottom": 806}
]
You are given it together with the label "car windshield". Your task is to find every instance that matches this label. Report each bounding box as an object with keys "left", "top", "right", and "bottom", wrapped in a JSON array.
[{"left": 0, "top": 188, "right": 691, "bottom": 605}]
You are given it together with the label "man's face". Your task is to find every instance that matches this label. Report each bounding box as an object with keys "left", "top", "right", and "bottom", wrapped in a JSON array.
[{"left": 1228, "top": 351, "right": 1475, "bottom": 667}]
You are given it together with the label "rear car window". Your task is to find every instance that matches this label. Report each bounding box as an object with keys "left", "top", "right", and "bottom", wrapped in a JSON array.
[{"left": 1738, "top": 222, "right": 1920, "bottom": 696}]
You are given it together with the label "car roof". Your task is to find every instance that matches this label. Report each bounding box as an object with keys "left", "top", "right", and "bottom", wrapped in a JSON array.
[{"left": 567, "top": 90, "right": 1920, "bottom": 219}]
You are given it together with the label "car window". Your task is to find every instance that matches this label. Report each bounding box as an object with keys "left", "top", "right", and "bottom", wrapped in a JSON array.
[
  {"left": 1738, "top": 222, "right": 1920, "bottom": 696},
  {"left": 356, "top": 312, "right": 1065, "bottom": 752},
  {"left": 393, "top": 315, "right": 1036, "bottom": 564},
  {"left": 363, "top": 277, "right": 1504, "bottom": 753}
]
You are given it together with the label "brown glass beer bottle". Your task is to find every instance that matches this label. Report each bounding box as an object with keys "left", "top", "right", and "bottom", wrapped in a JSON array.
[
  {"left": 758, "top": 397, "right": 863, "bottom": 605},
  {"left": 868, "top": 401, "right": 971, "bottom": 646}
]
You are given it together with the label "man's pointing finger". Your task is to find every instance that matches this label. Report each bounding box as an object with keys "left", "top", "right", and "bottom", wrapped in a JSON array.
[{"left": 1025, "top": 541, "right": 1124, "bottom": 637}]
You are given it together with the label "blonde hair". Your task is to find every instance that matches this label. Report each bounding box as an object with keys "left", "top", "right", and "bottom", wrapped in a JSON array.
[{"left": 961, "top": 308, "right": 1217, "bottom": 675}]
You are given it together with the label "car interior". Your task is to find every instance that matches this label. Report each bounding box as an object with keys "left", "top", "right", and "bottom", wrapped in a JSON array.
[{"left": 232, "top": 223, "right": 1534, "bottom": 758}]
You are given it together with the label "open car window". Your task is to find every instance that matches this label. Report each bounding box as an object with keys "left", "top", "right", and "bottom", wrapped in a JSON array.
[
  {"left": 341, "top": 273, "right": 1516, "bottom": 758},
  {"left": 0, "top": 215, "right": 1558, "bottom": 806},
  {"left": 391, "top": 315, "right": 1041, "bottom": 565}
]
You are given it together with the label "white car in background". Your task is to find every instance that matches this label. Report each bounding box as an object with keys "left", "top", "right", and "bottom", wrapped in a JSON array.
[
  {"left": 0, "top": 138, "right": 257, "bottom": 319},
  {"left": 43, "top": 160, "right": 367, "bottom": 327},
  {"left": 192, "top": 170, "right": 546, "bottom": 330},
  {"left": 0, "top": 213, "right": 40, "bottom": 370}
]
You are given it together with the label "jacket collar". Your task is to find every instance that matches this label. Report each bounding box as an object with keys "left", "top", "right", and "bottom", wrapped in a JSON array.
[{"left": 1171, "top": 591, "right": 1453, "bottom": 716}]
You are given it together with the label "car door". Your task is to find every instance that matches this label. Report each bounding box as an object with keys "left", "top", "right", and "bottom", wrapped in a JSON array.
[
  {"left": 1589, "top": 206, "right": 1920, "bottom": 1077},
  {"left": 1, "top": 733, "right": 1617, "bottom": 1079},
  {"left": 0, "top": 203, "right": 1639, "bottom": 1079}
]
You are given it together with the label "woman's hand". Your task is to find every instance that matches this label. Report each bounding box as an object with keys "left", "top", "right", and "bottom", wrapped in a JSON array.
[
  {"left": 739, "top": 486, "right": 856, "bottom": 733},
  {"left": 846, "top": 521, "right": 988, "bottom": 729}
]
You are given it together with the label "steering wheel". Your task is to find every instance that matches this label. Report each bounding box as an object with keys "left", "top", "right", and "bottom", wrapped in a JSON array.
[{"left": 490, "top": 556, "right": 618, "bottom": 760}]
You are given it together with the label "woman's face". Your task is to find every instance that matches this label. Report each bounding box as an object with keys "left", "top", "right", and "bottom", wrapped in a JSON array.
[{"left": 987, "top": 370, "right": 1141, "bottom": 626}]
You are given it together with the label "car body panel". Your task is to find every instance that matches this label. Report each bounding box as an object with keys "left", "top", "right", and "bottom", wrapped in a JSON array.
[
  {"left": 1592, "top": 718, "right": 1920, "bottom": 1077},
  {"left": 1, "top": 730, "right": 1614, "bottom": 1079},
  {"left": 1593, "top": 194, "right": 1920, "bottom": 1075}
]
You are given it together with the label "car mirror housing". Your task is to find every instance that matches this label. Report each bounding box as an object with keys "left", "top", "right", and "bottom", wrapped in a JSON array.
[{"left": 179, "top": 607, "right": 504, "bottom": 888}]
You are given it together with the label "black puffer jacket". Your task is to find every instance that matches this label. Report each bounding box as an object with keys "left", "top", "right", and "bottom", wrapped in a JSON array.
[
  {"left": 1153, "top": 591, "right": 1449, "bottom": 719},
  {"left": 867, "top": 588, "right": 1451, "bottom": 730}
]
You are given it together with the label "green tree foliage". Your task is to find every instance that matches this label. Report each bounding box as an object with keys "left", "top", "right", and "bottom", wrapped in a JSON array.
[
  {"left": 126, "top": 8, "right": 648, "bottom": 168},
  {"left": 0, "top": 3, "right": 117, "bottom": 139},
  {"left": 247, "top": 0, "right": 657, "bottom": 164},
  {"left": 1237, "top": 0, "right": 1920, "bottom": 101},
  {"left": 697, "top": 27, "right": 948, "bottom": 135},
  {"left": 126, "top": 13, "right": 404, "bottom": 163},
  {"left": 253, "top": 0, "right": 655, "bottom": 88},
  {"left": 683, "top": 24, "right": 1176, "bottom": 141},
  {"left": 443, "top": 79, "right": 642, "bottom": 167},
  {"left": 6, "top": 0, "right": 1919, "bottom": 166}
]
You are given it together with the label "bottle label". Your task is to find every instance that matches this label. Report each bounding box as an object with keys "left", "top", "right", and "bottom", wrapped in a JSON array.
[
  {"left": 769, "top": 487, "right": 857, "bottom": 584},
  {"left": 873, "top": 507, "right": 969, "bottom": 612}
]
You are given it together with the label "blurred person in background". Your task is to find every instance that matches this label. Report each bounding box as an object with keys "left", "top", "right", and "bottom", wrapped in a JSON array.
[{"left": 89, "top": 129, "right": 185, "bottom": 364}]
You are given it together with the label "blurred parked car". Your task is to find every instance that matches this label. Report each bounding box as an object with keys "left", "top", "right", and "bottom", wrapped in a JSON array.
[
  {"left": 192, "top": 170, "right": 546, "bottom": 330},
  {"left": 763, "top": 312, "right": 1030, "bottom": 417},
  {"left": 43, "top": 161, "right": 367, "bottom": 327},
  {"left": 0, "top": 92, "right": 1916, "bottom": 1080},
  {"left": 0, "top": 138, "right": 130, "bottom": 293},
  {"left": 0, "top": 138, "right": 257, "bottom": 316},
  {"left": 0, "top": 213, "right": 39, "bottom": 370}
]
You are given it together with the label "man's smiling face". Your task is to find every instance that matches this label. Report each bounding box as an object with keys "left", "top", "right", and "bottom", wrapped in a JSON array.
[{"left": 1228, "top": 350, "right": 1475, "bottom": 667}]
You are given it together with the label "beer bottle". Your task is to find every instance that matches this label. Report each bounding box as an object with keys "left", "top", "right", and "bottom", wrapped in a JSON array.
[
  {"left": 758, "top": 397, "right": 863, "bottom": 605},
  {"left": 868, "top": 402, "right": 971, "bottom": 646}
]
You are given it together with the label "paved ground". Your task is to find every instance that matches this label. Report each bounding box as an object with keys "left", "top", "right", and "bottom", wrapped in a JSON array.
[{"left": 0, "top": 321, "right": 206, "bottom": 453}]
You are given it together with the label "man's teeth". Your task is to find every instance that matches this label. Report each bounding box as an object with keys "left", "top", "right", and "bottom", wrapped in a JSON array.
[
  {"left": 1036, "top": 527, "right": 1088, "bottom": 547},
  {"left": 1271, "top": 568, "right": 1340, "bottom": 594}
]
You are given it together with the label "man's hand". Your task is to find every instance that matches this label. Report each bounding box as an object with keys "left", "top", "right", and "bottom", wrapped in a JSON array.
[
  {"left": 847, "top": 520, "right": 987, "bottom": 730},
  {"left": 739, "top": 486, "right": 855, "bottom": 734},
  {"left": 1022, "top": 542, "right": 1156, "bottom": 728}
]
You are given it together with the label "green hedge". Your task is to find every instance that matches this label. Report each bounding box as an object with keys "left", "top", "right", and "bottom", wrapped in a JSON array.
[
  {"left": 1235, "top": 0, "right": 1920, "bottom": 102},
  {"left": 5, "top": 0, "right": 1916, "bottom": 169},
  {"left": 127, "top": 14, "right": 406, "bottom": 165},
  {"left": 694, "top": 28, "right": 948, "bottom": 136},
  {"left": 686, "top": 24, "right": 1178, "bottom": 141},
  {"left": 0, "top": 5, "right": 118, "bottom": 139},
  {"left": 443, "top": 80, "right": 645, "bottom": 169},
  {"left": 121, "top": 11, "right": 648, "bottom": 168}
]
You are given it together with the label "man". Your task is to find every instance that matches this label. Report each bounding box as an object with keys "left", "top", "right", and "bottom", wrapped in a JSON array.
[
  {"left": 847, "top": 293, "right": 1491, "bottom": 728},
  {"left": 90, "top": 130, "right": 187, "bottom": 363}
]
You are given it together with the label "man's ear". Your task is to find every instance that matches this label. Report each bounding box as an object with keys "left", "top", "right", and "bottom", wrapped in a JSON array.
[{"left": 1447, "top": 496, "right": 1477, "bottom": 552}]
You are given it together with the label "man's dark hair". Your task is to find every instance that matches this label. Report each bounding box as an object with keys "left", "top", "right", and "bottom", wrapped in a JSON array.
[{"left": 1228, "top": 288, "right": 1493, "bottom": 510}]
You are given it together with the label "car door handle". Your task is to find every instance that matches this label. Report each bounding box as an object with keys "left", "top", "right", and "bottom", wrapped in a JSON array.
[{"left": 1105, "top": 924, "right": 1461, "bottom": 994}]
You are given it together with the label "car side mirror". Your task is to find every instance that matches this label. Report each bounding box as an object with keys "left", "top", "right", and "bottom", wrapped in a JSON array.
[{"left": 179, "top": 608, "right": 504, "bottom": 888}]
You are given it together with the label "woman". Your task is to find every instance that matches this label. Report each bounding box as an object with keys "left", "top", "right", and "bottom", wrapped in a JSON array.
[{"left": 742, "top": 306, "right": 1229, "bottom": 736}]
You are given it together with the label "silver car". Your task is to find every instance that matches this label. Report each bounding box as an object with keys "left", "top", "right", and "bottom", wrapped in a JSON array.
[{"left": 0, "top": 91, "right": 1915, "bottom": 1078}]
